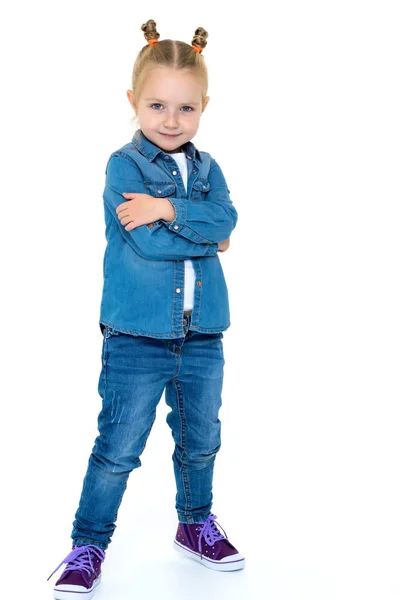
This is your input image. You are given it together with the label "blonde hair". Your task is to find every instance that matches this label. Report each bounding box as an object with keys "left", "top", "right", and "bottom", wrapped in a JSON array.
[{"left": 129, "top": 19, "right": 209, "bottom": 127}]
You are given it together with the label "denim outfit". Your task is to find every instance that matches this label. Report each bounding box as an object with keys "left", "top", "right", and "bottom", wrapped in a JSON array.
[
  {"left": 71, "top": 130, "right": 238, "bottom": 551},
  {"left": 99, "top": 129, "right": 238, "bottom": 337}
]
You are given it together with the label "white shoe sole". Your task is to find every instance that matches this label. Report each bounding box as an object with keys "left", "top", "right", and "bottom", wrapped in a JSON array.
[
  {"left": 174, "top": 540, "right": 245, "bottom": 571},
  {"left": 53, "top": 573, "right": 102, "bottom": 599}
]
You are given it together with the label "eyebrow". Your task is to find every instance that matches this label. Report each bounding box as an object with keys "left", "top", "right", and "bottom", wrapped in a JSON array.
[{"left": 145, "top": 98, "right": 200, "bottom": 106}]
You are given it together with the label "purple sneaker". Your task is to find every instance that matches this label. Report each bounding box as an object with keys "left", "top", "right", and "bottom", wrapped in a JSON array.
[
  {"left": 174, "top": 513, "right": 245, "bottom": 571},
  {"left": 47, "top": 544, "right": 105, "bottom": 600}
]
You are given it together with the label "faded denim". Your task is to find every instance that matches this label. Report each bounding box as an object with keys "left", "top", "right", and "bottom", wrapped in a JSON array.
[
  {"left": 99, "top": 128, "right": 238, "bottom": 338},
  {"left": 72, "top": 314, "right": 224, "bottom": 550}
]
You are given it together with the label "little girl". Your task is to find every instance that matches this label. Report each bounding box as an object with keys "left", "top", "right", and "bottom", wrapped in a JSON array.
[{"left": 48, "top": 19, "right": 244, "bottom": 599}]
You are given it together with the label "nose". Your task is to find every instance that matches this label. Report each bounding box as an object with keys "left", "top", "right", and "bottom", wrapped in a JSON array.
[{"left": 164, "top": 110, "right": 179, "bottom": 128}]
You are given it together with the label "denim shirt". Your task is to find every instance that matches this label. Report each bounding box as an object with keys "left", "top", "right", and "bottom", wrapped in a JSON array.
[{"left": 99, "top": 129, "right": 238, "bottom": 339}]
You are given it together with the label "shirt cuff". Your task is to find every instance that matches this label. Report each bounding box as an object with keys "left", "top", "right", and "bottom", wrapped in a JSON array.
[{"left": 161, "top": 198, "right": 187, "bottom": 232}]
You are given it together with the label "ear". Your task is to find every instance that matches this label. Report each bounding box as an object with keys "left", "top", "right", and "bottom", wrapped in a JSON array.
[
  {"left": 202, "top": 96, "right": 210, "bottom": 113},
  {"left": 126, "top": 89, "right": 137, "bottom": 112}
]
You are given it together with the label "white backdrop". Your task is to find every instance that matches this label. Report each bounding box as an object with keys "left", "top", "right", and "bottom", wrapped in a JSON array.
[{"left": 1, "top": 2, "right": 399, "bottom": 599}]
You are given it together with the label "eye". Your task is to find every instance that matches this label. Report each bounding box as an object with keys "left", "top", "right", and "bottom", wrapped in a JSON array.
[
  {"left": 150, "top": 103, "right": 163, "bottom": 110},
  {"left": 181, "top": 106, "right": 194, "bottom": 112}
]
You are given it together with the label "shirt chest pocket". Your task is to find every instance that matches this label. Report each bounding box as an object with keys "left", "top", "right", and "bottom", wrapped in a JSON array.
[
  {"left": 145, "top": 182, "right": 176, "bottom": 198},
  {"left": 191, "top": 179, "right": 210, "bottom": 202},
  {"left": 143, "top": 182, "right": 176, "bottom": 230}
]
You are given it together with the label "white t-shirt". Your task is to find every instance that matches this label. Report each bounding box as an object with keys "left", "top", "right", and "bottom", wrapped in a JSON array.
[{"left": 165, "top": 151, "right": 195, "bottom": 311}]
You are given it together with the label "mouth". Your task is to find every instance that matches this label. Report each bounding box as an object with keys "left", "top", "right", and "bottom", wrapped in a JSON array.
[{"left": 160, "top": 133, "right": 181, "bottom": 138}]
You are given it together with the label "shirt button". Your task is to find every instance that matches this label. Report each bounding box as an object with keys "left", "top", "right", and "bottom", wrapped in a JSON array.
[
  {"left": 157, "top": 190, "right": 162, "bottom": 194},
  {"left": 176, "top": 288, "right": 181, "bottom": 293},
  {"left": 165, "top": 156, "right": 170, "bottom": 160},
  {"left": 148, "top": 223, "right": 155, "bottom": 228},
  {"left": 174, "top": 225, "right": 179, "bottom": 230},
  {"left": 196, "top": 281, "right": 202, "bottom": 286},
  {"left": 172, "top": 170, "right": 177, "bottom": 175},
  {"left": 192, "top": 170, "right": 197, "bottom": 174}
]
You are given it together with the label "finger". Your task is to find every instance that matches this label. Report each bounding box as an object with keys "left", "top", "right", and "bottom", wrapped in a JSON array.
[
  {"left": 119, "top": 215, "right": 133, "bottom": 225},
  {"left": 116, "top": 204, "right": 130, "bottom": 215},
  {"left": 118, "top": 207, "right": 130, "bottom": 216}
]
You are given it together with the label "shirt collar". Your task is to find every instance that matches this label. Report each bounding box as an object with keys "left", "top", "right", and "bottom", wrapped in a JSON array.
[{"left": 131, "top": 129, "right": 202, "bottom": 163}]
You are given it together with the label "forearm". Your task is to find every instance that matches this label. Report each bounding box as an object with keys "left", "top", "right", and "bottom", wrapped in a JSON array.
[
  {"left": 104, "top": 187, "right": 218, "bottom": 260},
  {"left": 161, "top": 158, "right": 238, "bottom": 244},
  {"left": 161, "top": 195, "right": 238, "bottom": 244}
]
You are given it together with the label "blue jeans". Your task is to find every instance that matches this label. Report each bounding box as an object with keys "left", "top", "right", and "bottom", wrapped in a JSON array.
[{"left": 71, "top": 313, "right": 224, "bottom": 550}]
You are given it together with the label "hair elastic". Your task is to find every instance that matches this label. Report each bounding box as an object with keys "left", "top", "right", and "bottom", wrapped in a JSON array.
[{"left": 147, "top": 38, "right": 203, "bottom": 53}]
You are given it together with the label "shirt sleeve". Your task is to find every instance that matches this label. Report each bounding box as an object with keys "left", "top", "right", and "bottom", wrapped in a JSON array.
[
  {"left": 103, "top": 155, "right": 218, "bottom": 261},
  {"left": 161, "top": 157, "right": 239, "bottom": 244}
]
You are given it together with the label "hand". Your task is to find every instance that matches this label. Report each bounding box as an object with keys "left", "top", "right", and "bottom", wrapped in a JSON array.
[
  {"left": 218, "top": 238, "right": 230, "bottom": 252},
  {"left": 116, "top": 193, "right": 175, "bottom": 231}
]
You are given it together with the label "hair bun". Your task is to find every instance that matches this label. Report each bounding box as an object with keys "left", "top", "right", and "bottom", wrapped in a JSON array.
[
  {"left": 141, "top": 19, "right": 160, "bottom": 42},
  {"left": 192, "top": 26, "right": 208, "bottom": 51}
]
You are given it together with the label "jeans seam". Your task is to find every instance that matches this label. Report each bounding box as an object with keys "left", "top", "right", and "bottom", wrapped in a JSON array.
[
  {"left": 103, "top": 337, "right": 109, "bottom": 397},
  {"left": 173, "top": 379, "right": 191, "bottom": 514}
]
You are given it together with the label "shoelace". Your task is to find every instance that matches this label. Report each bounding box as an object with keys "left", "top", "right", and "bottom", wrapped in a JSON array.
[
  {"left": 196, "top": 513, "right": 228, "bottom": 555},
  {"left": 47, "top": 544, "right": 105, "bottom": 581}
]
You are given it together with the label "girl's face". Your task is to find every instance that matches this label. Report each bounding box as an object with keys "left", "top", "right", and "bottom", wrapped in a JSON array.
[{"left": 127, "top": 67, "right": 209, "bottom": 153}]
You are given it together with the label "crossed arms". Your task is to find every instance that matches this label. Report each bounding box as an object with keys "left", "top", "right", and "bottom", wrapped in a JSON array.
[{"left": 103, "top": 153, "right": 238, "bottom": 261}]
